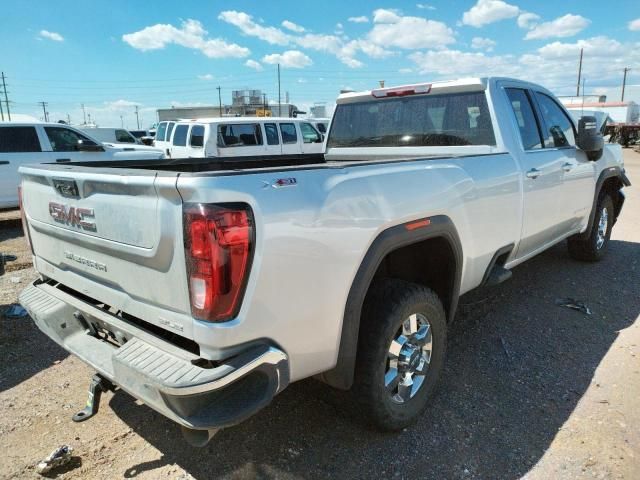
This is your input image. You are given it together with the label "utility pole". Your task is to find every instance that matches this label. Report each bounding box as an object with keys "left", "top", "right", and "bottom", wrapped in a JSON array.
[
  {"left": 134, "top": 106, "right": 140, "bottom": 129},
  {"left": 262, "top": 93, "right": 266, "bottom": 112},
  {"left": 0, "top": 90, "right": 4, "bottom": 121},
  {"left": 1, "top": 72, "right": 11, "bottom": 121},
  {"left": 216, "top": 86, "right": 222, "bottom": 117},
  {"left": 277, "top": 64, "right": 281, "bottom": 117},
  {"left": 120, "top": 115, "right": 124, "bottom": 128},
  {"left": 576, "top": 48, "right": 583, "bottom": 96},
  {"left": 621, "top": 67, "right": 631, "bottom": 102},
  {"left": 38, "top": 101, "right": 49, "bottom": 122},
  {"left": 81, "top": 104, "right": 87, "bottom": 124},
  {"left": 66, "top": 113, "right": 71, "bottom": 124}
]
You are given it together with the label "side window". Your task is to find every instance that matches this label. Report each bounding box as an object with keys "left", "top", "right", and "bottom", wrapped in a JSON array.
[
  {"left": 264, "top": 123, "right": 279, "bottom": 145},
  {"left": 300, "top": 122, "right": 320, "bottom": 143},
  {"left": 0, "top": 126, "right": 42, "bottom": 153},
  {"left": 190, "top": 125, "right": 205, "bottom": 147},
  {"left": 534, "top": 92, "right": 576, "bottom": 148},
  {"left": 505, "top": 88, "right": 544, "bottom": 150},
  {"left": 166, "top": 122, "right": 175, "bottom": 142},
  {"left": 280, "top": 123, "right": 297, "bottom": 144},
  {"left": 156, "top": 122, "right": 167, "bottom": 142},
  {"left": 115, "top": 129, "right": 135, "bottom": 143},
  {"left": 217, "top": 124, "right": 263, "bottom": 147},
  {"left": 172, "top": 125, "right": 189, "bottom": 147},
  {"left": 44, "top": 127, "right": 96, "bottom": 152}
]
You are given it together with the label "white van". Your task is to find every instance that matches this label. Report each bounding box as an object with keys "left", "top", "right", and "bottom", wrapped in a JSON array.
[
  {"left": 153, "top": 121, "right": 176, "bottom": 155},
  {"left": 165, "top": 117, "right": 324, "bottom": 158}
]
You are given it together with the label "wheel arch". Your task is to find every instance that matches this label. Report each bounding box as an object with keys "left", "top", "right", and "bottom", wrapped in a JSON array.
[
  {"left": 581, "top": 167, "right": 630, "bottom": 239},
  {"left": 318, "top": 215, "right": 462, "bottom": 390}
]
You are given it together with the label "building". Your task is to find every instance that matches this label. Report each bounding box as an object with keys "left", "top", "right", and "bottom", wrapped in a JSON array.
[
  {"left": 157, "top": 102, "right": 303, "bottom": 122},
  {"left": 562, "top": 101, "right": 639, "bottom": 124}
]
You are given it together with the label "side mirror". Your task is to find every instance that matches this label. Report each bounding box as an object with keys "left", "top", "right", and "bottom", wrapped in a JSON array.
[
  {"left": 77, "top": 139, "right": 104, "bottom": 152},
  {"left": 576, "top": 116, "right": 604, "bottom": 161}
]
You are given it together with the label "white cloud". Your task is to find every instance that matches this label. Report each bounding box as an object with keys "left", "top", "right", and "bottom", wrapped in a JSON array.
[
  {"left": 102, "top": 99, "right": 141, "bottom": 111},
  {"left": 348, "top": 16, "right": 369, "bottom": 23},
  {"left": 245, "top": 59, "right": 264, "bottom": 71},
  {"left": 471, "top": 37, "right": 496, "bottom": 51},
  {"left": 461, "top": 0, "right": 520, "bottom": 27},
  {"left": 218, "top": 11, "right": 289, "bottom": 45},
  {"left": 122, "top": 19, "right": 249, "bottom": 58},
  {"left": 409, "top": 49, "right": 519, "bottom": 77},
  {"left": 517, "top": 12, "right": 540, "bottom": 29},
  {"left": 262, "top": 50, "right": 313, "bottom": 68},
  {"left": 416, "top": 3, "right": 436, "bottom": 10},
  {"left": 525, "top": 14, "right": 590, "bottom": 40},
  {"left": 39, "top": 30, "right": 64, "bottom": 42},
  {"left": 629, "top": 18, "right": 640, "bottom": 31},
  {"left": 368, "top": 9, "right": 455, "bottom": 49},
  {"left": 373, "top": 8, "right": 402, "bottom": 24},
  {"left": 281, "top": 20, "right": 305, "bottom": 33},
  {"left": 197, "top": 74, "right": 214, "bottom": 80}
]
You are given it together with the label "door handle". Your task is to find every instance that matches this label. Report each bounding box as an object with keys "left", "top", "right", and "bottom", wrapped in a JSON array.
[
  {"left": 562, "top": 162, "right": 574, "bottom": 172},
  {"left": 0, "top": 161, "right": 9, "bottom": 165},
  {"left": 525, "top": 168, "right": 541, "bottom": 179}
]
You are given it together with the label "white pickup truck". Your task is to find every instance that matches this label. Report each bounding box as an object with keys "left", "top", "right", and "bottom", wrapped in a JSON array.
[
  {"left": 0, "top": 122, "right": 164, "bottom": 208},
  {"left": 18, "top": 77, "right": 629, "bottom": 446}
]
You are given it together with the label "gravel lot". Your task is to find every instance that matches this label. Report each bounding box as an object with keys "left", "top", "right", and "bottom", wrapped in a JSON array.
[{"left": 1, "top": 151, "right": 638, "bottom": 479}]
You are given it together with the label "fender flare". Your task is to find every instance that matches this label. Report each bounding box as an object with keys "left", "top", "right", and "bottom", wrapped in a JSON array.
[
  {"left": 581, "top": 166, "right": 630, "bottom": 238},
  {"left": 319, "top": 215, "right": 463, "bottom": 390}
]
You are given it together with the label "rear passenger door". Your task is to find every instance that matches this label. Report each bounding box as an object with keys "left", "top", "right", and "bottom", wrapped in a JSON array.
[
  {"left": 279, "top": 122, "right": 302, "bottom": 155},
  {"left": 263, "top": 122, "right": 282, "bottom": 154},
  {"left": 0, "top": 125, "right": 44, "bottom": 207},
  {"left": 503, "top": 87, "right": 566, "bottom": 260}
]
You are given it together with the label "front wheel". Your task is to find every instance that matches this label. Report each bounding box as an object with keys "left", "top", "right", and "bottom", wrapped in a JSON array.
[
  {"left": 567, "top": 193, "right": 614, "bottom": 262},
  {"left": 353, "top": 279, "right": 447, "bottom": 431}
]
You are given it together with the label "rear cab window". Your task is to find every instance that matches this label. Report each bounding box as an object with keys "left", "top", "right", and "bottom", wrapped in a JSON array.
[
  {"left": 0, "top": 126, "right": 42, "bottom": 152},
  {"left": 327, "top": 91, "right": 496, "bottom": 149},
  {"left": 217, "top": 123, "right": 263, "bottom": 147}
]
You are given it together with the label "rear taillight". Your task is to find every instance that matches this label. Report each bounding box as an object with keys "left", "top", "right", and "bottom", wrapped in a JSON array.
[
  {"left": 18, "top": 185, "right": 34, "bottom": 254},
  {"left": 183, "top": 203, "right": 254, "bottom": 322}
]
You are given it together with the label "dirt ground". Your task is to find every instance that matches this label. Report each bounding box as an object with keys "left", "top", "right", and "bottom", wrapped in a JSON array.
[{"left": 0, "top": 150, "right": 638, "bottom": 480}]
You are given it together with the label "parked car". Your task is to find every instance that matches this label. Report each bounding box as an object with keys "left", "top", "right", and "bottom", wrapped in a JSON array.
[
  {"left": 0, "top": 122, "right": 164, "bottom": 208},
  {"left": 18, "top": 77, "right": 629, "bottom": 446},
  {"left": 165, "top": 117, "right": 324, "bottom": 158},
  {"left": 129, "top": 129, "right": 155, "bottom": 146},
  {"left": 78, "top": 127, "right": 139, "bottom": 145}
]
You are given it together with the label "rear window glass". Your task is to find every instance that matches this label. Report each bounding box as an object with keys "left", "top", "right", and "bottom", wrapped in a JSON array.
[
  {"left": 217, "top": 123, "right": 263, "bottom": 147},
  {"left": 327, "top": 92, "right": 496, "bottom": 149},
  {"left": 264, "top": 123, "right": 279, "bottom": 145},
  {"left": 172, "top": 125, "right": 189, "bottom": 146},
  {"left": 0, "top": 126, "right": 42, "bottom": 153},
  {"left": 156, "top": 122, "right": 167, "bottom": 142},
  {"left": 190, "top": 125, "right": 205, "bottom": 147}
]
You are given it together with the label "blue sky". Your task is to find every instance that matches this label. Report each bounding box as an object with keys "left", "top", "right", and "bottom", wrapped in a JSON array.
[{"left": 1, "top": 0, "right": 639, "bottom": 127}]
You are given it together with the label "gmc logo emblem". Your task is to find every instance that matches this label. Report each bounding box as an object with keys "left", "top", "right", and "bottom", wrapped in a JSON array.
[{"left": 49, "top": 202, "right": 96, "bottom": 231}]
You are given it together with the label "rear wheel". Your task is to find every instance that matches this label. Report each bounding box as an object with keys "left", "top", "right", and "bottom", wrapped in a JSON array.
[
  {"left": 567, "top": 193, "right": 614, "bottom": 262},
  {"left": 353, "top": 279, "right": 447, "bottom": 430}
]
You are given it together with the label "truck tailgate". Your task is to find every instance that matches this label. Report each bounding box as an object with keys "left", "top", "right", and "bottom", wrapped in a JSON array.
[{"left": 19, "top": 165, "right": 195, "bottom": 339}]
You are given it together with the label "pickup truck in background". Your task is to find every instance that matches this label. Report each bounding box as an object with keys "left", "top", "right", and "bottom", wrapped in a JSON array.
[
  {"left": 18, "top": 77, "right": 629, "bottom": 446},
  {"left": 0, "top": 122, "right": 164, "bottom": 208}
]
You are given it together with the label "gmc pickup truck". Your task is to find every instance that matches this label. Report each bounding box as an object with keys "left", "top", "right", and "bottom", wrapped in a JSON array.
[{"left": 18, "top": 77, "right": 630, "bottom": 446}]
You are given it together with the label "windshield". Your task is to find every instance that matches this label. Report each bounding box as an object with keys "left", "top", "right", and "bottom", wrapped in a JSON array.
[{"left": 327, "top": 91, "right": 495, "bottom": 149}]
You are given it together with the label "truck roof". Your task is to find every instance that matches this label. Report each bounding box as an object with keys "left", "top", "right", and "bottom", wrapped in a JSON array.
[
  {"left": 336, "top": 77, "right": 547, "bottom": 104},
  {"left": 173, "top": 117, "right": 313, "bottom": 124}
]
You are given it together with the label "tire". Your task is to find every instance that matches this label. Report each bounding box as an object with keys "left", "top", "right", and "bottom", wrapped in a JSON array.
[
  {"left": 567, "top": 193, "right": 614, "bottom": 262},
  {"left": 353, "top": 279, "right": 447, "bottom": 431}
]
